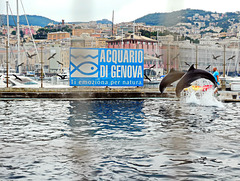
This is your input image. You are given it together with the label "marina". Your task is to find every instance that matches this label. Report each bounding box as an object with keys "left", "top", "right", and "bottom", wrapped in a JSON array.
[{"left": 2, "top": 0, "right": 240, "bottom": 180}]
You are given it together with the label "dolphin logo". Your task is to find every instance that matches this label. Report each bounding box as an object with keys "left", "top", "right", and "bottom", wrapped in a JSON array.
[
  {"left": 175, "top": 64, "right": 218, "bottom": 97},
  {"left": 159, "top": 68, "right": 185, "bottom": 93},
  {"left": 70, "top": 49, "right": 99, "bottom": 78}
]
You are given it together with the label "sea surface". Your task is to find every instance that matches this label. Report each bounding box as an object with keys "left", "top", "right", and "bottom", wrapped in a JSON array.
[{"left": 0, "top": 92, "right": 240, "bottom": 180}]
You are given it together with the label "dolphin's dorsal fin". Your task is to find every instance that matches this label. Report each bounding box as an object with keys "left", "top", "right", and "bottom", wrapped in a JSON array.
[
  {"left": 188, "top": 64, "right": 195, "bottom": 71},
  {"left": 169, "top": 68, "right": 175, "bottom": 73}
]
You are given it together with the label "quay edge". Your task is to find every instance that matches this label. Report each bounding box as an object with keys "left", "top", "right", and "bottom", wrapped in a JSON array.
[
  {"left": 0, "top": 87, "right": 239, "bottom": 102},
  {"left": 0, "top": 87, "right": 176, "bottom": 99}
]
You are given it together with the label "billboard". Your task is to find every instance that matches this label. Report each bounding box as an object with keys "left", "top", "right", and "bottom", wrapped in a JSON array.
[{"left": 70, "top": 48, "right": 144, "bottom": 86}]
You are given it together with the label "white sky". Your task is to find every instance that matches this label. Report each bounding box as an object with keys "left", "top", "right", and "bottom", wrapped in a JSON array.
[{"left": 1, "top": 0, "right": 240, "bottom": 23}]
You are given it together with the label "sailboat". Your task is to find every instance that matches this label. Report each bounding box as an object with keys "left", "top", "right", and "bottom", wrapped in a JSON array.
[{"left": 1, "top": 0, "right": 46, "bottom": 88}]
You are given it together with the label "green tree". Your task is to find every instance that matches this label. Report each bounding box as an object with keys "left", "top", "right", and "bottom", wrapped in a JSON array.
[
  {"left": 140, "top": 30, "right": 151, "bottom": 38},
  {"left": 11, "top": 30, "right": 16, "bottom": 35},
  {"left": 33, "top": 28, "right": 49, "bottom": 39},
  {"left": 62, "top": 25, "right": 72, "bottom": 33}
]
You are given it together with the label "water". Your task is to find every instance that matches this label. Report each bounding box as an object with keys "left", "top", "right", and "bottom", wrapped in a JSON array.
[{"left": 0, "top": 95, "right": 240, "bottom": 180}]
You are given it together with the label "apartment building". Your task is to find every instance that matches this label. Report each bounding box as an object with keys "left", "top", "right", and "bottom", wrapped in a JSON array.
[{"left": 47, "top": 32, "right": 70, "bottom": 41}]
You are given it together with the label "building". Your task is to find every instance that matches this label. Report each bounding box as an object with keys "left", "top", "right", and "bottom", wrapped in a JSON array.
[
  {"left": 106, "top": 33, "right": 160, "bottom": 56},
  {"left": 157, "top": 35, "right": 174, "bottom": 44},
  {"left": 72, "top": 29, "right": 95, "bottom": 37},
  {"left": 107, "top": 33, "right": 164, "bottom": 77},
  {"left": 60, "top": 47, "right": 70, "bottom": 72},
  {"left": 47, "top": 32, "right": 70, "bottom": 41},
  {"left": 96, "top": 37, "right": 108, "bottom": 48},
  {"left": 48, "top": 44, "right": 70, "bottom": 74},
  {"left": 178, "top": 41, "right": 239, "bottom": 75},
  {"left": 71, "top": 33, "right": 97, "bottom": 48}
]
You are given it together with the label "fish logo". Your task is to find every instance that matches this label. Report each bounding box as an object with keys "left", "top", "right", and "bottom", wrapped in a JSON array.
[{"left": 70, "top": 49, "right": 99, "bottom": 77}]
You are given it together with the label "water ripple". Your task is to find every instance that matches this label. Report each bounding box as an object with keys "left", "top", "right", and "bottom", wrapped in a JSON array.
[{"left": 0, "top": 99, "right": 240, "bottom": 180}]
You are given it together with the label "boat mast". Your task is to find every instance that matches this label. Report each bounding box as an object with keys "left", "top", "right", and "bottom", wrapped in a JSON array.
[
  {"left": 16, "top": 0, "right": 21, "bottom": 73},
  {"left": 112, "top": 10, "right": 114, "bottom": 38},
  {"left": 6, "top": 1, "right": 9, "bottom": 87},
  {"left": 20, "top": 0, "right": 42, "bottom": 74},
  {"left": 7, "top": 1, "right": 10, "bottom": 48}
]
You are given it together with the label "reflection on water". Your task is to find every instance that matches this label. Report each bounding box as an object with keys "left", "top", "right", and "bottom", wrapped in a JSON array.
[{"left": 0, "top": 99, "right": 240, "bottom": 180}]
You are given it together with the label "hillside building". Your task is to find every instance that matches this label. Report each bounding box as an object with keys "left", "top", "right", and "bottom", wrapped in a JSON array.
[{"left": 47, "top": 32, "right": 70, "bottom": 41}]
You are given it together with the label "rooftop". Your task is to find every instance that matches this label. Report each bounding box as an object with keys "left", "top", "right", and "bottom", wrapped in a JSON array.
[{"left": 107, "top": 34, "right": 157, "bottom": 42}]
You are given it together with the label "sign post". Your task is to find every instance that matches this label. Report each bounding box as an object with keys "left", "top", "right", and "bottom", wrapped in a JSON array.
[{"left": 69, "top": 48, "right": 144, "bottom": 87}]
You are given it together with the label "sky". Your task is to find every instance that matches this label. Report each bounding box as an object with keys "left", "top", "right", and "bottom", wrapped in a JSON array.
[{"left": 1, "top": 0, "right": 240, "bottom": 23}]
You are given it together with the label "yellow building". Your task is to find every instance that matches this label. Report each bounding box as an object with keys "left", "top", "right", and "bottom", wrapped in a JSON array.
[
  {"left": 47, "top": 32, "right": 70, "bottom": 41},
  {"left": 96, "top": 38, "right": 108, "bottom": 48},
  {"left": 61, "top": 47, "right": 70, "bottom": 70}
]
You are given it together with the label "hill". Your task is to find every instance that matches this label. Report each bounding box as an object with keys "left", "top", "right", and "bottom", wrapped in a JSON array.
[
  {"left": 135, "top": 9, "right": 206, "bottom": 26},
  {"left": 0, "top": 14, "right": 58, "bottom": 27},
  {"left": 134, "top": 9, "right": 240, "bottom": 29},
  {"left": 68, "top": 19, "right": 112, "bottom": 25},
  {"left": 0, "top": 14, "right": 112, "bottom": 27}
]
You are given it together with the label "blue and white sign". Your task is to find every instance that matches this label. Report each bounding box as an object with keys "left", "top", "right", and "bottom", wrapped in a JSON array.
[{"left": 70, "top": 48, "right": 144, "bottom": 86}]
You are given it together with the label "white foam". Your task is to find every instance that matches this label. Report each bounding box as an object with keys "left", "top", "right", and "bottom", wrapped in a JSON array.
[{"left": 183, "top": 88, "right": 224, "bottom": 107}]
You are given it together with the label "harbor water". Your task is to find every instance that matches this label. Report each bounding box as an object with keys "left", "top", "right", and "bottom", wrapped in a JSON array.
[{"left": 0, "top": 93, "right": 240, "bottom": 180}]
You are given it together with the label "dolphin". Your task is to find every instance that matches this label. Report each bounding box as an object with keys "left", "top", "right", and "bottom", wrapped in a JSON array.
[
  {"left": 159, "top": 68, "right": 185, "bottom": 93},
  {"left": 175, "top": 64, "right": 218, "bottom": 97}
]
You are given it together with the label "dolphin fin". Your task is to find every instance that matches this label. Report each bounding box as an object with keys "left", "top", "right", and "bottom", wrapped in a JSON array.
[
  {"left": 188, "top": 64, "right": 195, "bottom": 71},
  {"left": 169, "top": 68, "right": 175, "bottom": 73}
]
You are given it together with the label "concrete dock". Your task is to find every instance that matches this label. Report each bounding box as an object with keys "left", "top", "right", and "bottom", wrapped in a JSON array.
[
  {"left": 0, "top": 87, "right": 173, "bottom": 99},
  {"left": 0, "top": 86, "right": 239, "bottom": 102}
]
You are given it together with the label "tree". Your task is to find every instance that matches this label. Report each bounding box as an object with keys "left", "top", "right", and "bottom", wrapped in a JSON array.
[
  {"left": 33, "top": 28, "right": 49, "bottom": 39},
  {"left": 185, "top": 36, "right": 199, "bottom": 44},
  {"left": 11, "top": 30, "right": 16, "bottom": 35},
  {"left": 33, "top": 26, "right": 73, "bottom": 39},
  {"left": 140, "top": 30, "right": 151, "bottom": 38},
  {"left": 62, "top": 25, "right": 72, "bottom": 33}
]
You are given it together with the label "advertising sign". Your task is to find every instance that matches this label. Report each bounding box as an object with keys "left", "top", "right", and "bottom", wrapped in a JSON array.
[{"left": 70, "top": 48, "right": 144, "bottom": 86}]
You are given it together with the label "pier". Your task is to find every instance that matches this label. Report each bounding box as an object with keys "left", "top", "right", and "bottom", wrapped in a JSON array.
[
  {"left": 0, "top": 87, "right": 172, "bottom": 99},
  {"left": 0, "top": 87, "right": 239, "bottom": 102}
]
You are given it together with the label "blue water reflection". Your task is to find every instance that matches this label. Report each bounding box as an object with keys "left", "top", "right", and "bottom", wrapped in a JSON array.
[{"left": 68, "top": 100, "right": 146, "bottom": 138}]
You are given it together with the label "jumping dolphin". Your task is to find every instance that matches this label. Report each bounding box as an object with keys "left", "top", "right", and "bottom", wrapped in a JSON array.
[
  {"left": 175, "top": 64, "right": 218, "bottom": 97},
  {"left": 159, "top": 68, "right": 185, "bottom": 93}
]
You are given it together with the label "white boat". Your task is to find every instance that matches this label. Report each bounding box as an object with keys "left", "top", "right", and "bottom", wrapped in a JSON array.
[
  {"left": 0, "top": 66, "right": 17, "bottom": 76},
  {"left": 1, "top": 75, "right": 40, "bottom": 88},
  {"left": 0, "top": 75, "right": 72, "bottom": 88}
]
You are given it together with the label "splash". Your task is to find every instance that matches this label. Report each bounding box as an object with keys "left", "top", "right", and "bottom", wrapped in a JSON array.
[{"left": 183, "top": 88, "right": 224, "bottom": 107}]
